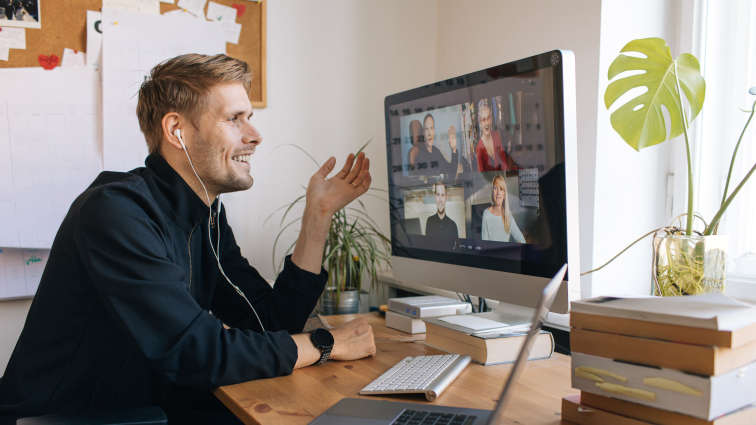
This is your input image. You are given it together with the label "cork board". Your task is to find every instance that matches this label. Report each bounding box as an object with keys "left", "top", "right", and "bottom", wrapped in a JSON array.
[{"left": 0, "top": 0, "right": 267, "bottom": 107}]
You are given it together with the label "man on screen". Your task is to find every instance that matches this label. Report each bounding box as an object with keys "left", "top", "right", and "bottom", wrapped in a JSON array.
[
  {"left": 425, "top": 182, "right": 459, "bottom": 249},
  {"left": 413, "top": 113, "right": 459, "bottom": 180},
  {"left": 0, "top": 54, "right": 376, "bottom": 424}
]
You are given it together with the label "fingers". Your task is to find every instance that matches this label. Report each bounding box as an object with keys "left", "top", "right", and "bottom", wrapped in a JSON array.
[
  {"left": 350, "top": 158, "right": 371, "bottom": 191},
  {"left": 316, "top": 157, "right": 337, "bottom": 178},
  {"left": 335, "top": 153, "right": 355, "bottom": 180},
  {"left": 344, "top": 153, "right": 366, "bottom": 183}
]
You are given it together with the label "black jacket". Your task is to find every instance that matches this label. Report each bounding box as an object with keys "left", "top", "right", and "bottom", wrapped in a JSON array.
[{"left": 0, "top": 153, "right": 326, "bottom": 419}]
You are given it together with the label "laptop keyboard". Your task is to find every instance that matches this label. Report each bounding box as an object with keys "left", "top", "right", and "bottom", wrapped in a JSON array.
[{"left": 391, "top": 409, "right": 477, "bottom": 425}]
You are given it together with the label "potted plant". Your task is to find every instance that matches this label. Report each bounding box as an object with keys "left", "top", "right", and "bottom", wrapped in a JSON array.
[
  {"left": 591, "top": 37, "right": 756, "bottom": 296},
  {"left": 269, "top": 144, "right": 391, "bottom": 314}
]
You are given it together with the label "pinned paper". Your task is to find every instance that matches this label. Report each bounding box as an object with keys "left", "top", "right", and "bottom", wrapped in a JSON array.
[
  {"left": 0, "top": 27, "right": 26, "bottom": 49},
  {"left": 206, "top": 1, "right": 237, "bottom": 22},
  {"left": 62, "top": 48, "right": 86, "bottom": 67},
  {"left": 177, "top": 0, "right": 208, "bottom": 17},
  {"left": 86, "top": 11, "right": 103, "bottom": 69},
  {"left": 221, "top": 22, "right": 242, "bottom": 44},
  {"left": 102, "top": 0, "right": 160, "bottom": 15},
  {"left": 0, "top": 47, "right": 8, "bottom": 61},
  {"left": 162, "top": 9, "right": 199, "bottom": 18},
  {"left": 37, "top": 54, "right": 60, "bottom": 70},
  {"left": 160, "top": 0, "right": 175, "bottom": 2}
]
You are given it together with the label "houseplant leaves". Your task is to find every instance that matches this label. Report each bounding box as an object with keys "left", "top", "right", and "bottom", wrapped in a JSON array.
[{"left": 604, "top": 37, "right": 705, "bottom": 151}]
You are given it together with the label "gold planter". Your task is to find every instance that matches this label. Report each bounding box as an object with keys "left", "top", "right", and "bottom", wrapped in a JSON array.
[{"left": 652, "top": 233, "right": 727, "bottom": 296}]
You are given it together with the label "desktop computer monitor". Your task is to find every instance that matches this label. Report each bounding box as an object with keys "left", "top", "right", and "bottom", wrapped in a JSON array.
[{"left": 384, "top": 50, "right": 579, "bottom": 314}]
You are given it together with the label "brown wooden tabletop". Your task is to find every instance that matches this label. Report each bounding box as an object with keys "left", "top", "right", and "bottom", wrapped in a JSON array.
[{"left": 214, "top": 312, "right": 576, "bottom": 425}]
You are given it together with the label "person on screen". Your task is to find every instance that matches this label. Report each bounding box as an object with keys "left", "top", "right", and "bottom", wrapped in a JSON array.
[
  {"left": 447, "top": 124, "right": 472, "bottom": 182},
  {"left": 413, "top": 113, "right": 459, "bottom": 179},
  {"left": 407, "top": 119, "right": 422, "bottom": 171},
  {"left": 475, "top": 98, "right": 520, "bottom": 173},
  {"left": 0, "top": 54, "right": 376, "bottom": 425},
  {"left": 425, "top": 182, "right": 459, "bottom": 248},
  {"left": 482, "top": 175, "right": 525, "bottom": 243}
]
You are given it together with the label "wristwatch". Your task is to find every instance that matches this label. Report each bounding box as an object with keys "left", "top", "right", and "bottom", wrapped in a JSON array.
[{"left": 309, "top": 328, "right": 334, "bottom": 365}]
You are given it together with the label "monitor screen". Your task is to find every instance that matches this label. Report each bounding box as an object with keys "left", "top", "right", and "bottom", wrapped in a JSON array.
[{"left": 385, "top": 51, "right": 568, "bottom": 281}]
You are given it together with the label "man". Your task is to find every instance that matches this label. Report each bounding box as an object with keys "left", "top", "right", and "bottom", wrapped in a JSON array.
[
  {"left": 0, "top": 54, "right": 376, "bottom": 424},
  {"left": 413, "top": 113, "right": 459, "bottom": 180},
  {"left": 424, "top": 182, "right": 459, "bottom": 249}
]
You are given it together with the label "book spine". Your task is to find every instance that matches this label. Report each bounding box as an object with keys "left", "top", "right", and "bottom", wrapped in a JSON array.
[
  {"left": 572, "top": 352, "right": 756, "bottom": 420},
  {"left": 570, "top": 312, "right": 734, "bottom": 347},
  {"left": 561, "top": 395, "right": 661, "bottom": 425},
  {"left": 571, "top": 328, "right": 718, "bottom": 375},
  {"left": 580, "top": 391, "right": 756, "bottom": 425}
]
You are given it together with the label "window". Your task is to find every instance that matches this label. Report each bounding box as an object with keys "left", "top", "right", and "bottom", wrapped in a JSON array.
[{"left": 686, "top": 0, "right": 756, "bottom": 283}]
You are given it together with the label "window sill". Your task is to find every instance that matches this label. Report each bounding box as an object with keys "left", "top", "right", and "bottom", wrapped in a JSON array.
[{"left": 725, "top": 275, "right": 756, "bottom": 305}]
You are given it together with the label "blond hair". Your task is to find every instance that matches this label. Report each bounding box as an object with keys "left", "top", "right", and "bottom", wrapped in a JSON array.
[
  {"left": 491, "top": 174, "right": 510, "bottom": 233},
  {"left": 136, "top": 54, "right": 252, "bottom": 154}
]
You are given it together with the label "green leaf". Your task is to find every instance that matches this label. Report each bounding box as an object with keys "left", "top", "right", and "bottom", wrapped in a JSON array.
[{"left": 604, "top": 37, "right": 705, "bottom": 150}]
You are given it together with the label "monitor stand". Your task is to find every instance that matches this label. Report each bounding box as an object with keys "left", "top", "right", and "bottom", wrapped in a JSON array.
[{"left": 474, "top": 300, "right": 533, "bottom": 327}]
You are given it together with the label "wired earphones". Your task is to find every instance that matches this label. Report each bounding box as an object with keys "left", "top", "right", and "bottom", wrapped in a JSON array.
[{"left": 174, "top": 128, "right": 266, "bottom": 332}]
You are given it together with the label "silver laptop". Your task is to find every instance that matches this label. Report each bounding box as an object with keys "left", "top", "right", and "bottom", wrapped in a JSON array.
[{"left": 309, "top": 264, "right": 568, "bottom": 425}]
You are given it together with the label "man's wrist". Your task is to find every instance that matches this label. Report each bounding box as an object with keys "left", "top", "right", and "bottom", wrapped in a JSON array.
[{"left": 302, "top": 205, "right": 332, "bottom": 238}]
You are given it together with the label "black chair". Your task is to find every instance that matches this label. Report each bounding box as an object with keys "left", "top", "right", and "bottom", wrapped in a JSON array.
[{"left": 16, "top": 407, "right": 166, "bottom": 425}]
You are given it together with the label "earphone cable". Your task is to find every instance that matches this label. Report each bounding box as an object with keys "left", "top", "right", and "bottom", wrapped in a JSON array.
[{"left": 180, "top": 140, "right": 266, "bottom": 332}]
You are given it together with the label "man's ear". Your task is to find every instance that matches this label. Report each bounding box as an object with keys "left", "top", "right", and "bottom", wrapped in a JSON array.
[{"left": 161, "top": 112, "right": 184, "bottom": 151}]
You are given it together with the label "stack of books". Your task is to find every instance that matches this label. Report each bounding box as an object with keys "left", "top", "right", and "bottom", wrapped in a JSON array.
[
  {"left": 562, "top": 293, "right": 756, "bottom": 425},
  {"left": 423, "top": 315, "right": 554, "bottom": 365},
  {"left": 385, "top": 295, "right": 472, "bottom": 334}
]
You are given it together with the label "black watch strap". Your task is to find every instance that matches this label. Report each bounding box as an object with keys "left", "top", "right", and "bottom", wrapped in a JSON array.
[{"left": 310, "top": 328, "right": 334, "bottom": 365}]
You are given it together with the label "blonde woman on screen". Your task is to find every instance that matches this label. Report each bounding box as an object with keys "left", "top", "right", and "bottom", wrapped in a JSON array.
[{"left": 481, "top": 175, "right": 525, "bottom": 243}]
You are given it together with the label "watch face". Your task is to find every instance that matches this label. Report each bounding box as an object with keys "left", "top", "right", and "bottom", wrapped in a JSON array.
[{"left": 311, "top": 328, "right": 334, "bottom": 348}]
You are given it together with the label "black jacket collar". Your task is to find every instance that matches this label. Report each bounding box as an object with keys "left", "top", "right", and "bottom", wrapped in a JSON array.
[{"left": 144, "top": 153, "right": 216, "bottom": 232}]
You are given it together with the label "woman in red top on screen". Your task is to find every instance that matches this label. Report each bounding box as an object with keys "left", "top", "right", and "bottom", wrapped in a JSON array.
[{"left": 475, "top": 98, "right": 519, "bottom": 173}]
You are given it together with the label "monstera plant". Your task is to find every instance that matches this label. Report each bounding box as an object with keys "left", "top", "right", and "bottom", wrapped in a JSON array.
[{"left": 590, "top": 37, "right": 756, "bottom": 296}]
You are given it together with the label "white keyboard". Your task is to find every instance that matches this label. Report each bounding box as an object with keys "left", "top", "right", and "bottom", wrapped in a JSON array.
[{"left": 359, "top": 354, "right": 471, "bottom": 401}]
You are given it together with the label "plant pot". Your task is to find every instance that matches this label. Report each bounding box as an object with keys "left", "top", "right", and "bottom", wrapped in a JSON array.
[
  {"left": 319, "top": 288, "right": 360, "bottom": 315},
  {"left": 652, "top": 233, "right": 727, "bottom": 296}
]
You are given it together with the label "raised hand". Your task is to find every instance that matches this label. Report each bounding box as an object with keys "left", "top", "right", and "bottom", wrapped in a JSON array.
[
  {"left": 291, "top": 152, "right": 372, "bottom": 274},
  {"left": 306, "top": 152, "right": 371, "bottom": 217}
]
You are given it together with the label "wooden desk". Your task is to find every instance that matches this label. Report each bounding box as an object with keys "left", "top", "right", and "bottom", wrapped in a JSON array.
[{"left": 215, "top": 313, "right": 576, "bottom": 425}]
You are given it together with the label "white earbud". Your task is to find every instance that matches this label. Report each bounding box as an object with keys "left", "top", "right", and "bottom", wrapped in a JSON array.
[{"left": 174, "top": 128, "right": 186, "bottom": 150}]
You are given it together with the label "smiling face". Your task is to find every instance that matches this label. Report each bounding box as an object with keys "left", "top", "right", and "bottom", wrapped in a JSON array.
[
  {"left": 423, "top": 115, "right": 435, "bottom": 149},
  {"left": 188, "top": 82, "right": 262, "bottom": 196},
  {"left": 492, "top": 176, "right": 507, "bottom": 208}
]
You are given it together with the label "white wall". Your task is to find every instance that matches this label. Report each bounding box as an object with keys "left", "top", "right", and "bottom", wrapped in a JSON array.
[
  {"left": 435, "top": 0, "right": 603, "bottom": 298},
  {"left": 590, "top": 0, "right": 682, "bottom": 296}
]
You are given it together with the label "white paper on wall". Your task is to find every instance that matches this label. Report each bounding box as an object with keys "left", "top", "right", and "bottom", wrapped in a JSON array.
[
  {"left": 177, "top": 0, "right": 207, "bottom": 17},
  {"left": 0, "top": 67, "right": 102, "bottom": 249},
  {"left": 206, "top": 1, "right": 237, "bottom": 22},
  {"left": 0, "top": 47, "right": 8, "bottom": 61},
  {"left": 0, "top": 248, "right": 49, "bottom": 300},
  {"left": 102, "top": 0, "right": 161, "bottom": 15},
  {"left": 101, "top": 9, "right": 226, "bottom": 171},
  {"left": 221, "top": 22, "right": 242, "bottom": 44},
  {"left": 0, "top": 27, "right": 26, "bottom": 49},
  {"left": 62, "top": 48, "right": 87, "bottom": 67},
  {"left": 86, "top": 11, "right": 103, "bottom": 69}
]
